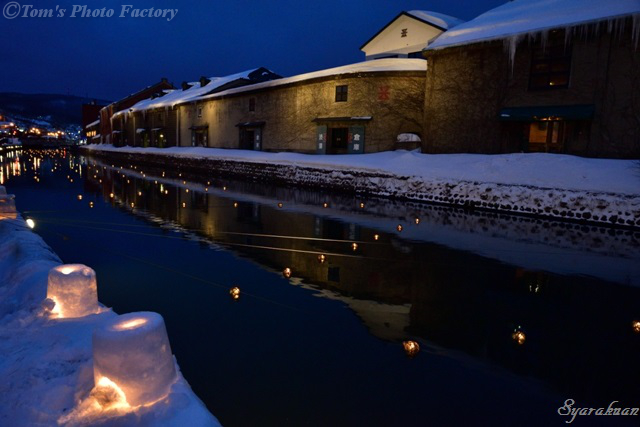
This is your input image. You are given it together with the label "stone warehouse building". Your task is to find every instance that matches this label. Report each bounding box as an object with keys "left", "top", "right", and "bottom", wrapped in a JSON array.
[
  {"left": 113, "top": 59, "right": 426, "bottom": 154},
  {"left": 99, "top": 79, "right": 174, "bottom": 145},
  {"left": 111, "top": 68, "right": 281, "bottom": 148},
  {"left": 422, "top": 0, "right": 640, "bottom": 158}
]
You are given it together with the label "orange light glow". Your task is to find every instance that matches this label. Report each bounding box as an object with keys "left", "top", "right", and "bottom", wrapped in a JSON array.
[
  {"left": 113, "top": 318, "right": 148, "bottom": 331},
  {"left": 403, "top": 340, "right": 420, "bottom": 358},
  {"left": 512, "top": 330, "right": 526, "bottom": 345}
]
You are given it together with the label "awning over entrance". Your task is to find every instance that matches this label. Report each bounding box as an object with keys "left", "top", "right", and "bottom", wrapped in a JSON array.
[
  {"left": 498, "top": 105, "right": 594, "bottom": 121},
  {"left": 312, "top": 116, "right": 372, "bottom": 123},
  {"left": 236, "top": 121, "right": 265, "bottom": 127},
  {"left": 189, "top": 125, "right": 208, "bottom": 130}
]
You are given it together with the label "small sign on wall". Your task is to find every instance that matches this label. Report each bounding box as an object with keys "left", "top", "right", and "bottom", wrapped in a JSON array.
[
  {"left": 348, "top": 126, "right": 365, "bottom": 154},
  {"left": 316, "top": 125, "right": 327, "bottom": 154}
]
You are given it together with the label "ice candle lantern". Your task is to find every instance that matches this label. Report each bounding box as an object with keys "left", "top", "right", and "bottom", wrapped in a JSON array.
[
  {"left": 47, "top": 264, "right": 99, "bottom": 318},
  {"left": 92, "top": 312, "right": 177, "bottom": 407}
]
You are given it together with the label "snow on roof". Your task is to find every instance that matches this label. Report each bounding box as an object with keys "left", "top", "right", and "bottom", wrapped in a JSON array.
[
  {"left": 197, "top": 59, "right": 427, "bottom": 102},
  {"left": 406, "top": 10, "right": 464, "bottom": 30},
  {"left": 114, "top": 69, "right": 263, "bottom": 116},
  {"left": 85, "top": 119, "right": 100, "bottom": 128},
  {"left": 427, "top": 0, "right": 640, "bottom": 50}
]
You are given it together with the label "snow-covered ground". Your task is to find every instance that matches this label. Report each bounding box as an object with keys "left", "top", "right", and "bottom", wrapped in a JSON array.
[
  {"left": 0, "top": 187, "right": 219, "bottom": 426},
  {"left": 83, "top": 145, "right": 640, "bottom": 228}
]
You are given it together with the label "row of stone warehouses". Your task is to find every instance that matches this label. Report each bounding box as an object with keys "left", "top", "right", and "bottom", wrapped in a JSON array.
[{"left": 86, "top": 1, "right": 640, "bottom": 158}]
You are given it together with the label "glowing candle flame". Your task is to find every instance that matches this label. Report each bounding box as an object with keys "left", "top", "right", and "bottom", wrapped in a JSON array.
[
  {"left": 229, "top": 287, "right": 241, "bottom": 300},
  {"left": 633, "top": 320, "right": 640, "bottom": 334},
  {"left": 26, "top": 218, "right": 35, "bottom": 229},
  {"left": 359, "top": 202, "right": 365, "bottom": 208},
  {"left": 77, "top": 194, "right": 83, "bottom": 201},
  {"left": 351, "top": 243, "right": 358, "bottom": 251},
  {"left": 512, "top": 329, "right": 526, "bottom": 345},
  {"left": 323, "top": 203, "right": 329, "bottom": 208},
  {"left": 415, "top": 218, "right": 420, "bottom": 225},
  {"left": 374, "top": 234, "right": 379, "bottom": 241},
  {"left": 317, "top": 254, "right": 326, "bottom": 263},
  {"left": 233, "top": 202, "right": 238, "bottom": 208},
  {"left": 277, "top": 203, "right": 283, "bottom": 208},
  {"left": 403, "top": 340, "right": 420, "bottom": 358},
  {"left": 282, "top": 267, "right": 292, "bottom": 279},
  {"left": 397, "top": 225, "right": 403, "bottom": 232}
]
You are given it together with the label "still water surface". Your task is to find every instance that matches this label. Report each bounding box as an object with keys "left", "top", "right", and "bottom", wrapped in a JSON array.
[{"left": 4, "top": 149, "right": 640, "bottom": 426}]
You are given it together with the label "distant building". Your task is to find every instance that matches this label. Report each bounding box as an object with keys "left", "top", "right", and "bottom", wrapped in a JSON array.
[
  {"left": 360, "top": 10, "right": 463, "bottom": 61},
  {"left": 85, "top": 119, "right": 100, "bottom": 144},
  {"left": 111, "top": 68, "right": 281, "bottom": 147},
  {"left": 99, "top": 78, "right": 174, "bottom": 144},
  {"left": 81, "top": 101, "right": 106, "bottom": 140},
  {"left": 422, "top": 0, "right": 640, "bottom": 158}
]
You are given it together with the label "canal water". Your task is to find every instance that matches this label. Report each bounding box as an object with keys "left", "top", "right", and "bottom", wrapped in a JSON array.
[{"left": 4, "top": 149, "right": 640, "bottom": 426}]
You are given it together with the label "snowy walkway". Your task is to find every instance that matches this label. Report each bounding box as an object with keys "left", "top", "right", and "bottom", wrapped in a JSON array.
[
  {"left": 0, "top": 187, "right": 219, "bottom": 426},
  {"left": 84, "top": 145, "right": 640, "bottom": 228}
]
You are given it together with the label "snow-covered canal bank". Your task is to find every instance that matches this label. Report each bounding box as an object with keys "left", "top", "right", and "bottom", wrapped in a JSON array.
[
  {"left": 0, "top": 185, "right": 219, "bottom": 426},
  {"left": 82, "top": 145, "right": 640, "bottom": 229}
]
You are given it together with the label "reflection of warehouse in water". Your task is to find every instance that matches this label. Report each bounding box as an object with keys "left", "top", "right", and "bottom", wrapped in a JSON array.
[{"left": 83, "top": 160, "right": 640, "bottom": 402}]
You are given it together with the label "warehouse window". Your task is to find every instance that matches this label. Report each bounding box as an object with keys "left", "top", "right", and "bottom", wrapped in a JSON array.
[
  {"left": 249, "top": 97, "right": 256, "bottom": 112},
  {"left": 335, "top": 85, "right": 348, "bottom": 102},
  {"left": 529, "top": 30, "right": 571, "bottom": 90}
]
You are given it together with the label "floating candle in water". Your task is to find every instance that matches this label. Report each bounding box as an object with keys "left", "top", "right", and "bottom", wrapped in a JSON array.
[
  {"left": 512, "top": 328, "right": 526, "bottom": 345},
  {"left": 403, "top": 340, "right": 420, "bottom": 358}
]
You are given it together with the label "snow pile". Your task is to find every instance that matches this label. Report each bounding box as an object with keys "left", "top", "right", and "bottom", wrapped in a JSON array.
[
  {"left": 83, "top": 145, "right": 640, "bottom": 228},
  {"left": 406, "top": 10, "right": 464, "bottom": 30},
  {"left": 0, "top": 186, "right": 220, "bottom": 426},
  {"left": 427, "top": 0, "right": 640, "bottom": 50}
]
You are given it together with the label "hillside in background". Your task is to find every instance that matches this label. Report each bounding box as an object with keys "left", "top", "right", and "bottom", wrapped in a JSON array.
[{"left": 0, "top": 93, "right": 110, "bottom": 126}]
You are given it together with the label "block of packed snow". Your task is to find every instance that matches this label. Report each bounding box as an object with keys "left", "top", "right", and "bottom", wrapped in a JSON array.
[
  {"left": 92, "top": 312, "right": 177, "bottom": 407},
  {"left": 46, "top": 264, "right": 100, "bottom": 318}
]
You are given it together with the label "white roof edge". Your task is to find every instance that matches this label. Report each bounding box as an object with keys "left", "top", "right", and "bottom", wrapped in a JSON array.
[
  {"left": 85, "top": 119, "right": 100, "bottom": 128},
  {"left": 427, "top": 0, "right": 640, "bottom": 51}
]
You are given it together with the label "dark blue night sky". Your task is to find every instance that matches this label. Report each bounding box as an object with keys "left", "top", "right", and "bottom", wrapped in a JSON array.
[{"left": 1, "top": 0, "right": 505, "bottom": 100}]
